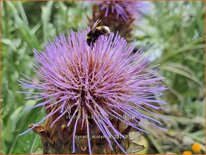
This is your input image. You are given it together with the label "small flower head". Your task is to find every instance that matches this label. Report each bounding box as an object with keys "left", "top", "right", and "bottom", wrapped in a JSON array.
[
  {"left": 90, "top": 0, "right": 143, "bottom": 38},
  {"left": 99, "top": 0, "right": 139, "bottom": 21},
  {"left": 183, "top": 150, "right": 193, "bottom": 155},
  {"left": 192, "top": 143, "right": 201, "bottom": 152},
  {"left": 19, "top": 29, "right": 165, "bottom": 154}
]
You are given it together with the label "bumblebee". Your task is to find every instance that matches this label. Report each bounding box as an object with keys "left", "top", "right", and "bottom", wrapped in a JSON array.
[{"left": 86, "top": 20, "right": 110, "bottom": 47}]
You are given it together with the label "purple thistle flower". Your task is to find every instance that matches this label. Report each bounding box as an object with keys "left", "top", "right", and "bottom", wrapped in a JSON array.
[
  {"left": 19, "top": 29, "right": 165, "bottom": 154},
  {"left": 98, "top": 0, "right": 142, "bottom": 21}
]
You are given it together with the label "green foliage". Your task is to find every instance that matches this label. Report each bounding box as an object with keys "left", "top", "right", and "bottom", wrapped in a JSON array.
[
  {"left": 134, "top": 1, "right": 205, "bottom": 153},
  {"left": 135, "top": 2, "right": 204, "bottom": 106},
  {"left": 1, "top": 1, "right": 205, "bottom": 154}
]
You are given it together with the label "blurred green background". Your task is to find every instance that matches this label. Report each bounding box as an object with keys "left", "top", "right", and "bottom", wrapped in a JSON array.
[{"left": 1, "top": 1, "right": 205, "bottom": 154}]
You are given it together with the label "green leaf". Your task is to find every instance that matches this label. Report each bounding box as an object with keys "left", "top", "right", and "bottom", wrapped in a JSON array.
[
  {"left": 41, "top": 1, "right": 54, "bottom": 42},
  {"left": 160, "top": 63, "right": 203, "bottom": 87}
]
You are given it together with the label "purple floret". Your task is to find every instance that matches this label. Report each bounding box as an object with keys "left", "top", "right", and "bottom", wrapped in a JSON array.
[{"left": 99, "top": 0, "right": 143, "bottom": 21}]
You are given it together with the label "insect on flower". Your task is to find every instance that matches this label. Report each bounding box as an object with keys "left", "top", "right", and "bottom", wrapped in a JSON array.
[{"left": 86, "top": 20, "right": 110, "bottom": 47}]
